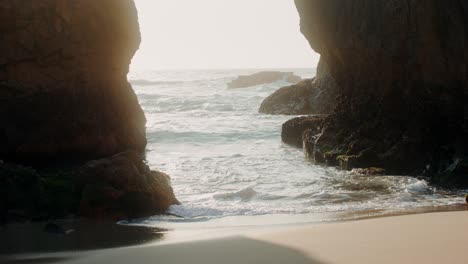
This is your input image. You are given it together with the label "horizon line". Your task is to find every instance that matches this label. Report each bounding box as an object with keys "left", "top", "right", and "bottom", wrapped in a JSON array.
[{"left": 129, "top": 66, "right": 317, "bottom": 71}]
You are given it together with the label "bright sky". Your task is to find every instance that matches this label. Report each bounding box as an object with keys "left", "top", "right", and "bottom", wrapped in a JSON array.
[{"left": 131, "top": 0, "right": 319, "bottom": 70}]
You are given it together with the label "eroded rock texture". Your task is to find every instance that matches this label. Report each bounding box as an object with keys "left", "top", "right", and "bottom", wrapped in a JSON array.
[
  {"left": 78, "top": 151, "right": 179, "bottom": 220},
  {"left": 0, "top": 0, "right": 179, "bottom": 221},
  {"left": 281, "top": 116, "right": 325, "bottom": 148},
  {"left": 259, "top": 58, "right": 338, "bottom": 115},
  {"left": 295, "top": 0, "right": 468, "bottom": 187},
  {"left": 0, "top": 0, "right": 146, "bottom": 161},
  {"left": 0, "top": 152, "right": 179, "bottom": 222}
]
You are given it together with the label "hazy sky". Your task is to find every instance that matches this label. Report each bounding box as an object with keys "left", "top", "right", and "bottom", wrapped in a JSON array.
[{"left": 131, "top": 0, "right": 319, "bottom": 70}]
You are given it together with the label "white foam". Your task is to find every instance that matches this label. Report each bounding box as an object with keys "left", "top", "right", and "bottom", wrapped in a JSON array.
[
  {"left": 129, "top": 69, "right": 461, "bottom": 227},
  {"left": 405, "top": 180, "right": 432, "bottom": 194}
]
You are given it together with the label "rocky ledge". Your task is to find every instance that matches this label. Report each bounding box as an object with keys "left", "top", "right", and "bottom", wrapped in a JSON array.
[
  {"left": 227, "top": 71, "right": 302, "bottom": 89},
  {"left": 1, "top": 151, "right": 179, "bottom": 222},
  {"left": 293, "top": 0, "right": 468, "bottom": 187},
  {"left": 0, "top": 0, "right": 179, "bottom": 222},
  {"left": 259, "top": 58, "right": 338, "bottom": 115}
]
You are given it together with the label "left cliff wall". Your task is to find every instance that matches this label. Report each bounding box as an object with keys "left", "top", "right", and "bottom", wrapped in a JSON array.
[
  {"left": 0, "top": 0, "right": 179, "bottom": 222},
  {"left": 0, "top": 0, "right": 146, "bottom": 161}
]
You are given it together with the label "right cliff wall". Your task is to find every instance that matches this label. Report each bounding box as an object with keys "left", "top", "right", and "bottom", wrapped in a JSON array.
[{"left": 295, "top": 0, "right": 468, "bottom": 187}]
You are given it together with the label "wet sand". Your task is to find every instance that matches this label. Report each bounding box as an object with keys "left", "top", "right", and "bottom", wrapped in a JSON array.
[{"left": 3, "top": 210, "right": 467, "bottom": 264}]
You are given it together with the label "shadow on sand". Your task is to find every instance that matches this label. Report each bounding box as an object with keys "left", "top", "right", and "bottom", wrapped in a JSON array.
[
  {"left": 0, "top": 220, "right": 164, "bottom": 256},
  {"left": 6, "top": 236, "right": 327, "bottom": 264}
]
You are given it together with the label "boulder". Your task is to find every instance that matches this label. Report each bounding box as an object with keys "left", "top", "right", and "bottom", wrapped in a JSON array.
[
  {"left": 295, "top": 0, "right": 468, "bottom": 187},
  {"left": 0, "top": 152, "right": 179, "bottom": 222},
  {"left": 77, "top": 151, "right": 179, "bottom": 220},
  {"left": 227, "top": 71, "right": 302, "bottom": 89},
  {"left": 259, "top": 58, "right": 338, "bottom": 115}
]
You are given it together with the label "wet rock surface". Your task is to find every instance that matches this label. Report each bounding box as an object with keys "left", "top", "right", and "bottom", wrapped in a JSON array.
[
  {"left": 295, "top": 0, "right": 468, "bottom": 187},
  {"left": 259, "top": 58, "right": 338, "bottom": 115},
  {"left": 281, "top": 116, "right": 325, "bottom": 148}
]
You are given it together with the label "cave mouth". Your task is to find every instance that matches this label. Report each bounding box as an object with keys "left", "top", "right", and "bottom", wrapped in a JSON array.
[{"left": 118, "top": 0, "right": 464, "bottom": 225}]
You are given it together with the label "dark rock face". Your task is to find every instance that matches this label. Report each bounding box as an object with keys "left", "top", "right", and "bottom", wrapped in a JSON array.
[
  {"left": 259, "top": 58, "right": 338, "bottom": 115},
  {"left": 0, "top": 0, "right": 146, "bottom": 161},
  {"left": 281, "top": 116, "right": 325, "bottom": 148},
  {"left": 78, "top": 151, "right": 179, "bottom": 220},
  {"left": 0, "top": 0, "right": 179, "bottom": 221},
  {"left": 1, "top": 152, "right": 179, "bottom": 222},
  {"left": 295, "top": 0, "right": 468, "bottom": 187},
  {"left": 0, "top": 162, "right": 52, "bottom": 222},
  {"left": 227, "top": 71, "right": 302, "bottom": 89}
]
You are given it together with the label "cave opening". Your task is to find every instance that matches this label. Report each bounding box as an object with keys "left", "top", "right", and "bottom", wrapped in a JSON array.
[{"left": 125, "top": 1, "right": 331, "bottom": 222}]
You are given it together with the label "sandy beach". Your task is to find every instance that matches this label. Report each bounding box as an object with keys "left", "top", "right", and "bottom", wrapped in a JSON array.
[
  {"left": 254, "top": 210, "right": 468, "bottom": 264},
  {"left": 4, "top": 210, "right": 467, "bottom": 264}
]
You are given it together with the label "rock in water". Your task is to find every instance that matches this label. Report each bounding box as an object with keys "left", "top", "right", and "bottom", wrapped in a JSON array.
[
  {"left": 227, "top": 71, "right": 302, "bottom": 89},
  {"left": 281, "top": 116, "right": 325, "bottom": 148},
  {"left": 259, "top": 58, "right": 338, "bottom": 115},
  {"left": 295, "top": 0, "right": 468, "bottom": 187}
]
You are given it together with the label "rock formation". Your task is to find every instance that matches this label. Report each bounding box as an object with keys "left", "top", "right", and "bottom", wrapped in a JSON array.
[
  {"left": 259, "top": 58, "right": 338, "bottom": 115},
  {"left": 0, "top": 0, "right": 179, "bottom": 221},
  {"left": 0, "top": 0, "right": 145, "bottom": 161},
  {"left": 294, "top": 0, "right": 468, "bottom": 187},
  {"left": 281, "top": 116, "right": 325, "bottom": 148},
  {"left": 1, "top": 152, "right": 179, "bottom": 222},
  {"left": 227, "top": 71, "right": 302, "bottom": 89},
  {"left": 77, "top": 151, "right": 179, "bottom": 220}
]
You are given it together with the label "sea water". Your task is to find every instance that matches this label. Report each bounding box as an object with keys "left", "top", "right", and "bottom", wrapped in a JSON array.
[{"left": 127, "top": 69, "right": 464, "bottom": 229}]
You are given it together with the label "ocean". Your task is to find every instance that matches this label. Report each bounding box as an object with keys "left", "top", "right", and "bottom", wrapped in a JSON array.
[{"left": 127, "top": 69, "right": 464, "bottom": 229}]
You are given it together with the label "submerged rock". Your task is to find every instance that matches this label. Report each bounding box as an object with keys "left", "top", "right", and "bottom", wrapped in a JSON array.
[
  {"left": 351, "top": 168, "right": 386, "bottom": 176},
  {"left": 227, "top": 71, "right": 302, "bottom": 89},
  {"left": 295, "top": 0, "right": 468, "bottom": 187},
  {"left": 259, "top": 58, "right": 338, "bottom": 115}
]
